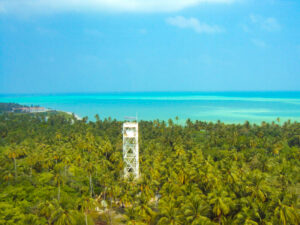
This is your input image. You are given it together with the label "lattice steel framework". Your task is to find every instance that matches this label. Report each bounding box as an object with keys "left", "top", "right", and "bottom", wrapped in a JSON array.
[{"left": 123, "top": 122, "right": 139, "bottom": 178}]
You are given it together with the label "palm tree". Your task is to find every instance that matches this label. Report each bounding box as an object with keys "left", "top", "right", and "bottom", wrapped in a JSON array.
[
  {"left": 175, "top": 116, "right": 179, "bottom": 125},
  {"left": 158, "top": 199, "right": 182, "bottom": 225},
  {"left": 51, "top": 207, "right": 81, "bottom": 225},
  {"left": 274, "top": 200, "right": 299, "bottom": 225},
  {"left": 124, "top": 207, "right": 143, "bottom": 225},
  {"left": 7, "top": 146, "right": 20, "bottom": 178},
  {"left": 233, "top": 206, "right": 259, "bottom": 225},
  {"left": 208, "top": 190, "right": 231, "bottom": 225},
  {"left": 78, "top": 197, "right": 98, "bottom": 225},
  {"left": 135, "top": 194, "right": 154, "bottom": 224},
  {"left": 54, "top": 172, "right": 63, "bottom": 201},
  {"left": 3, "top": 170, "right": 13, "bottom": 184},
  {"left": 168, "top": 119, "right": 174, "bottom": 127},
  {"left": 22, "top": 214, "right": 43, "bottom": 225},
  {"left": 85, "top": 162, "right": 95, "bottom": 197},
  {"left": 26, "top": 152, "right": 39, "bottom": 178},
  {"left": 184, "top": 194, "right": 210, "bottom": 224},
  {"left": 39, "top": 200, "right": 56, "bottom": 225},
  {"left": 119, "top": 181, "right": 133, "bottom": 208},
  {"left": 246, "top": 171, "right": 270, "bottom": 202}
]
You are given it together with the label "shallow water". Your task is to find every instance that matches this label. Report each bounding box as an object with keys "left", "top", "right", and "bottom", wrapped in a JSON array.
[{"left": 1, "top": 92, "right": 300, "bottom": 124}]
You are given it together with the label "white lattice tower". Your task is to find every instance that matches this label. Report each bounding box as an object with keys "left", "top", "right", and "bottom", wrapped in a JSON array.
[{"left": 123, "top": 122, "right": 139, "bottom": 179}]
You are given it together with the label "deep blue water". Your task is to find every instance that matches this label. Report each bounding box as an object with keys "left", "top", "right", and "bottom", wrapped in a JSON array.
[{"left": 1, "top": 92, "right": 300, "bottom": 124}]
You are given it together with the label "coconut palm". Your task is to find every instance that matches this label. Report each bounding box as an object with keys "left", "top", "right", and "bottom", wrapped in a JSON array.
[
  {"left": 39, "top": 200, "right": 57, "bottom": 225},
  {"left": 7, "top": 146, "right": 20, "bottom": 178},
  {"left": 78, "top": 197, "right": 98, "bottom": 225},
  {"left": 54, "top": 172, "right": 64, "bottom": 201},
  {"left": 124, "top": 207, "right": 145, "bottom": 225},
  {"left": 51, "top": 207, "right": 81, "bottom": 225},
  {"left": 208, "top": 190, "right": 231, "bottom": 225},
  {"left": 158, "top": 199, "right": 182, "bottom": 225},
  {"left": 135, "top": 194, "right": 154, "bottom": 224},
  {"left": 274, "top": 200, "right": 299, "bottom": 225},
  {"left": 183, "top": 194, "right": 210, "bottom": 224}
]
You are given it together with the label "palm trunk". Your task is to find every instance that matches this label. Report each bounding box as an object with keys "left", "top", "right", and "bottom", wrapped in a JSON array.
[
  {"left": 64, "top": 165, "right": 67, "bottom": 176},
  {"left": 109, "top": 200, "right": 112, "bottom": 225},
  {"left": 30, "top": 166, "right": 32, "bottom": 181},
  {"left": 58, "top": 184, "right": 60, "bottom": 201},
  {"left": 104, "top": 186, "right": 106, "bottom": 200},
  {"left": 85, "top": 212, "right": 88, "bottom": 225},
  {"left": 13, "top": 157, "right": 17, "bottom": 178},
  {"left": 89, "top": 174, "right": 93, "bottom": 197}
]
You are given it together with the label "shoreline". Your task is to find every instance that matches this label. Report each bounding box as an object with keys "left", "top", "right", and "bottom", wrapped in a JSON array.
[{"left": 64, "top": 111, "right": 82, "bottom": 120}]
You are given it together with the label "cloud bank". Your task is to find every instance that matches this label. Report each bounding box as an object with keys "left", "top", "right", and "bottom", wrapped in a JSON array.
[
  {"left": 250, "top": 14, "right": 281, "bottom": 32},
  {"left": 0, "top": 0, "right": 235, "bottom": 14},
  {"left": 166, "top": 16, "right": 223, "bottom": 34}
]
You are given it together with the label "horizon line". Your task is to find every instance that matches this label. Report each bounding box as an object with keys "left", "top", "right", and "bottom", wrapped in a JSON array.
[{"left": 1, "top": 90, "right": 300, "bottom": 96}]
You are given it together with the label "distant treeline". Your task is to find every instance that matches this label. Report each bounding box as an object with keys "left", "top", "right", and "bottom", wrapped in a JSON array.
[
  {"left": 0, "top": 102, "right": 44, "bottom": 113},
  {"left": 0, "top": 103, "right": 26, "bottom": 113}
]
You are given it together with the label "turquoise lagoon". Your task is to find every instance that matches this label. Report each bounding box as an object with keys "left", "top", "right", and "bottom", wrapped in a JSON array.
[{"left": 1, "top": 92, "right": 300, "bottom": 124}]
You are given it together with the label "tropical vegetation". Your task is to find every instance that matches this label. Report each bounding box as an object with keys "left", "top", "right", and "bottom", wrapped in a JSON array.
[{"left": 0, "top": 110, "right": 299, "bottom": 224}]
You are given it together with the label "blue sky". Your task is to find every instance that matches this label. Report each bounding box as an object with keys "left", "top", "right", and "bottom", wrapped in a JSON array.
[{"left": 0, "top": 0, "right": 300, "bottom": 93}]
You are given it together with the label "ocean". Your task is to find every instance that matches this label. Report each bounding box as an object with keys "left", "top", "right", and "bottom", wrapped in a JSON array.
[{"left": 1, "top": 92, "right": 300, "bottom": 124}]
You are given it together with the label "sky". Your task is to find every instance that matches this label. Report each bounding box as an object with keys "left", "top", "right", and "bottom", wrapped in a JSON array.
[{"left": 0, "top": 0, "right": 300, "bottom": 94}]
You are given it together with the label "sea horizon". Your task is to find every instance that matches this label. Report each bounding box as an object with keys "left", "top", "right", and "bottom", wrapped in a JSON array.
[{"left": 1, "top": 90, "right": 300, "bottom": 95}]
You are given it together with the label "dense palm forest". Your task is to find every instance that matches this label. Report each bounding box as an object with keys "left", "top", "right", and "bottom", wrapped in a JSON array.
[{"left": 0, "top": 112, "right": 299, "bottom": 225}]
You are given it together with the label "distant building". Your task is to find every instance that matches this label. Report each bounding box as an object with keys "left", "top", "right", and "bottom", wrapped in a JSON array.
[{"left": 12, "top": 107, "right": 48, "bottom": 113}]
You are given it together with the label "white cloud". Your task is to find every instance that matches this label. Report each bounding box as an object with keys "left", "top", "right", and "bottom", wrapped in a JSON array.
[
  {"left": 0, "top": 0, "right": 236, "bottom": 14},
  {"left": 166, "top": 16, "right": 223, "bottom": 34},
  {"left": 251, "top": 38, "right": 266, "bottom": 48},
  {"left": 250, "top": 14, "right": 281, "bottom": 31}
]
